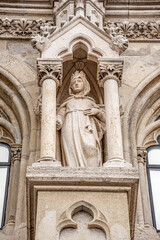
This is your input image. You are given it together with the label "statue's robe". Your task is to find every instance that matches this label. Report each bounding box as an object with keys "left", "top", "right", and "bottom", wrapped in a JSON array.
[{"left": 57, "top": 95, "right": 105, "bottom": 167}]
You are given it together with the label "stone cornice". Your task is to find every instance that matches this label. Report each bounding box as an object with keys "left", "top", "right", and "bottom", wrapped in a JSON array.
[
  {"left": 37, "top": 59, "right": 62, "bottom": 87},
  {"left": 104, "top": 20, "right": 160, "bottom": 41},
  {"left": 97, "top": 59, "right": 123, "bottom": 87},
  {"left": 0, "top": 18, "right": 54, "bottom": 39},
  {"left": 0, "top": 17, "right": 159, "bottom": 42}
]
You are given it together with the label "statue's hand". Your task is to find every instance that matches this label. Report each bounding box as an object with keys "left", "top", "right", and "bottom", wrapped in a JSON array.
[
  {"left": 56, "top": 119, "right": 62, "bottom": 130},
  {"left": 84, "top": 108, "right": 100, "bottom": 116}
]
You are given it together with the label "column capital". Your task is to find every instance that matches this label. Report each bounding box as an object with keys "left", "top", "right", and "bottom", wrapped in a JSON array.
[
  {"left": 137, "top": 147, "right": 147, "bottom": 165},
  {"left": 97, "top": 59, "right": 123, "bottom": 87},
  {"left": 11, "top": 144, "right": 22, "bottom": 164},
  {"left": 37, "top": 59, "right": 62, "bottom": 87}
]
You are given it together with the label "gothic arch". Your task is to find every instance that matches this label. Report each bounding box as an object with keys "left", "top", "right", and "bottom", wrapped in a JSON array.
[
  {"left": 56, "top": 34, "right": 106, "bottom": 62},
  {"left": 122, "top": 66, "right": 160, "bottom": 165},
  {"left": 0, "top": 52, "right": 38, "bottom": 232}
]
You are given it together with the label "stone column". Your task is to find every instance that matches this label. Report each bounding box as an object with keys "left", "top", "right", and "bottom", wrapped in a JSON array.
[
  {"left": 4, "top": 144, "right": 21, "bottom": 233},
  {"left": 37, "top": 59, "right": 62, "bottom": 166},
  {"left": 98, "top": 60, "right": 131, "bottom": 167},
  {"left": 10, "top": 144, "right": 21, "bottom": 218},
  {"left": 137, "top": 147, "right": 152, "bottom": 225}
]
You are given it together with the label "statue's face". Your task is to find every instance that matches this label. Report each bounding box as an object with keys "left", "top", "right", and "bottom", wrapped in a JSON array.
[{"left": 70, "top": 75, "right": 84, "bottom": 94}]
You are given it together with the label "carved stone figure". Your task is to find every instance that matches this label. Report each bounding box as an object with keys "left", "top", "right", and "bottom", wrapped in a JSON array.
[{"left": 56, "top": 71, "right": 105, "bottom": 167}]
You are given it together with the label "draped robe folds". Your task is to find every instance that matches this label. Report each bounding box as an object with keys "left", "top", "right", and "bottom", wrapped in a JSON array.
[{"left": 57, "top": 96, "right": 105, "bottom": 167}]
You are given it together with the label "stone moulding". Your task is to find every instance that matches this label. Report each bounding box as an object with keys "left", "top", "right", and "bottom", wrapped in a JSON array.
[
  {"left": 0, "top": 18, "right": 54, "bottom": 39},
  {"left": 104, "top": 20, "right": 160, "bottom": 41}
]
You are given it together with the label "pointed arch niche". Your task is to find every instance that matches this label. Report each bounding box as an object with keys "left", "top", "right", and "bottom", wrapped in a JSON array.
[
  {"left": 57, "top": 201, "right": 111, "bottom": 240},
  {"left": 56, "top": 42, "right": 107, "bottom": 164},
  {"left": 57, "top": 42, "right": 104, "bottom": 105}
]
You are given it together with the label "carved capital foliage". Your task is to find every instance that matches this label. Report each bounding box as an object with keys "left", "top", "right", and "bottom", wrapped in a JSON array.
[
  {"left": 0, "top": 18, "right": 54, "bottom": 39},
  {"left": 37, "top": 62, "right": 62, "bottom": 87},
  {"left": 104, "top": 20, "right": 160, "bottom": 41},
  {"left": 137, "top": 147, "right": 147, "bottom": 165},
  {"left": 11, "top": 144, "right": 22, "bottom": 163},
  {"left": 98, "top": 62, "right": 123, "bottom": 87}
]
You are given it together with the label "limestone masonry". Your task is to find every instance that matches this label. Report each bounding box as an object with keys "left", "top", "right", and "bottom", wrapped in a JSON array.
[{"left": 0, "top": 1, "right": 160, "bottom": 240}]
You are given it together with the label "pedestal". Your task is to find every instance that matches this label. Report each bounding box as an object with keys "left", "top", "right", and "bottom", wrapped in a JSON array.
[{"left": 27, "top": 167, "right": 138, "bottom": 240}]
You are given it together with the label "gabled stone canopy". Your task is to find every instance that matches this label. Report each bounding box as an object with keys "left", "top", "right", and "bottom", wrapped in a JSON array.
[
  {"left": 41, "top": 0, "right": 120, "bottom": 59},
  {"left": 42, "top": 16, "right": 119, "bottom": 59}
]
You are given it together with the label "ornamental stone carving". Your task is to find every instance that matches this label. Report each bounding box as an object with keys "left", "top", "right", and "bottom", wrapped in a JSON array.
[
  {"left": 104, "top": 20, "right": 160, "bottom": 40},
  {"left": 137, "top": 147, "right": 147, "bottom": 165},
  {"left": 31, "top": 23, "right": 56, "bottom": 52},
  {"left": 98, "top": 63, "right": 123, "bottom": 87},
  {"left": 75, "top": 61, "right": 85, "bottom": 70},
  {"left": 37, "top": 62, "right": 62, "bottom": 87},
  {"left": 104, "top": 21, "right": 128, "bottom": 54},
  {"left": 0, "top": 18, "right": 54, "bottom": 39},
  {"left": 110, "top": 34, "right": 129, "bottom": 55},
  {"left": 11, "top": 144, "right": 22, "bottom": 163}
]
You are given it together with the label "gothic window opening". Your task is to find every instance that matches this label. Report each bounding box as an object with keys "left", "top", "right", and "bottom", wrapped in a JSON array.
[
  {"left": 0, "top": 142, "right": 11, "bottom": 229},
  {"left": 147, "top": 136, "right": 160, "bottom": 232}
]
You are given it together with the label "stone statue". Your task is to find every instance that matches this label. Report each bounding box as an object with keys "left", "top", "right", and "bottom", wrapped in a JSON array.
[{"left": 56, "top": 71, "right": 105, "bottom": 167}]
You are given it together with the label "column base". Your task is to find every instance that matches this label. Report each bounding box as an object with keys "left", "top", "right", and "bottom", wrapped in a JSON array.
[
  {"left": 33, "top": 157, "right": 61, "bottom": 167},
  {"left": 3, "top": 216, "right": 15, "bottom": 235},
  {"left": 103, "top": 158, "right": 132, "bottom": 168}
]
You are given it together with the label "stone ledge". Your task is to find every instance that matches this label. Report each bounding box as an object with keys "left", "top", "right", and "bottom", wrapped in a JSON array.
[{"left": 27, "top": 165, "right": 139, "bottom": 181}]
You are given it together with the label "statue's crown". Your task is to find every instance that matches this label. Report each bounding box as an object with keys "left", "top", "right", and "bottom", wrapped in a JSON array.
[{"left": 71, "top": 70, "right": 86, "bottom": 81}]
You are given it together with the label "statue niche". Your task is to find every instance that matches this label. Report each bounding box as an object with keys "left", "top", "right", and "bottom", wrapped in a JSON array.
[{"left": 56, "top": 70, "right": 105, "bottom": 167}]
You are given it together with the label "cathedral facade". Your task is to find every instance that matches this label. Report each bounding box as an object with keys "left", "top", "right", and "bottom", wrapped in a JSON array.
[{"left": 0, "top": 0, "right": 160, "bottom": 239}]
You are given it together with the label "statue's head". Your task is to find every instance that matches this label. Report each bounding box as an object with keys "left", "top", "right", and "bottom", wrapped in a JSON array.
[{"left": 69, "top": 71, "right": 90, "bottom": 96}]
